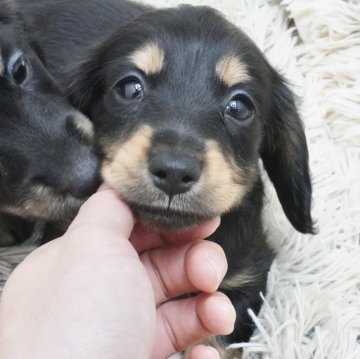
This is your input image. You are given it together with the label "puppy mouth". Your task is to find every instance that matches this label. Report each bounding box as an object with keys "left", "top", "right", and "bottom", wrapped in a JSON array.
[
  {"left": 3, "top": 185, "right": 86, "bottom": 223},
  {"left": 129, "top": 202, "right": 212, "bottom": 229},
  {"left": 52, "top": 192, "right": 85, "bottom": 218},
  {"left": 37, "top": 189, "right": 86, "bottom": 222}
]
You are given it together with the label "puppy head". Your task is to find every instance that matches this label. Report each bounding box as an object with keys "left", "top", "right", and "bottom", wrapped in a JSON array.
[
  {"left": 0, "top": 20, "right": 100, "bottom": 222},
  {"left": 71, "top": 5, "right": 314, "bottom": 232}
]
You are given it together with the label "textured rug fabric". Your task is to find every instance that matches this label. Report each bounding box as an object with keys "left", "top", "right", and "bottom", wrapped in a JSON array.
[{"left": 1, "top": 1, "right": 359, "bottom": 358}]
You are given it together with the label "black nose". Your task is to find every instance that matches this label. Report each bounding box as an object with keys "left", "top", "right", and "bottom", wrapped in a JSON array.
[
  {"left": 32, "top": 152, "right": 101, "bottom": 199},
  {"left": 66, "top": 154, "right": 101, "bottom": 198},
  {"left": 149, "top": 152, "right": 201, "bottom": 196}
]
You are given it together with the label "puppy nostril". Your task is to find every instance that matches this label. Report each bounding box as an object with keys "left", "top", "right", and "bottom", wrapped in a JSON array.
[
  {"left": 182, "top": 175, "right": 194, "bottom": 184},
  {"left": 155, "top": 170, "right": 167, "bottom": 180}
]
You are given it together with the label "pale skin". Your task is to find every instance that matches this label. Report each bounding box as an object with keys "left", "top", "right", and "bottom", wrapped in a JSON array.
[{"left": 0, "top": 187, "right": 235, "bottom": 359}]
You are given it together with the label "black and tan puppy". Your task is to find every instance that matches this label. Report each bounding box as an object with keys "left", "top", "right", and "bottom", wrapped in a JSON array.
[
  {"left": 19, "top": 0, "right": 315, "bottom": 355},
  {"left": 0, "top": 3, "right": 100, "bottom": 246}
]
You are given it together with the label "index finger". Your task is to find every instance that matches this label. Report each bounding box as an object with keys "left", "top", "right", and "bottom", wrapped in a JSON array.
[
  {"left": 129, "top": 217, "right": 221, "bottom": 254},
  {"left": 66, "top": 188, "right": 135, "bottom": 243}
]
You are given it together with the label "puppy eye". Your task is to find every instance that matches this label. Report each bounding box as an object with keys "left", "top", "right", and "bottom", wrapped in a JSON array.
[
  {"left": 225, "top": 95, "right": 254, "bottom": 121},
  {"left": 11, "top": 58, "right": 28, "bottom": 85},
  {"left": 116, "top": 77, "right": 144, "bottom": 100}
]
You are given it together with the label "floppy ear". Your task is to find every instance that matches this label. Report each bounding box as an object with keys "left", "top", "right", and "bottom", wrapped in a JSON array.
[{"left": 261, "top": 72, "right": 315, "bottom": 234}]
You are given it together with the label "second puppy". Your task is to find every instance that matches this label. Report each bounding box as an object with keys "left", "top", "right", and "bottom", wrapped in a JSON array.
[{"left": 0, "top": 4, "right": 100, "bottom": 245}]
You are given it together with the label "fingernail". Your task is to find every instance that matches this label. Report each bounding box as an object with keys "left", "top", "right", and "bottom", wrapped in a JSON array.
[
  {"left": 204, "top": 346, "right": 220, "bottom": 359},
  {"left": 207, "top": 250, "right": 227, "bottom": 284},
  {"left": 216, "top": 293, "right": 236, "bottom": 332}
]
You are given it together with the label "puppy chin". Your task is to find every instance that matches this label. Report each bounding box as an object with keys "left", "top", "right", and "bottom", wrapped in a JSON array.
[
  {"left": 130, "top": 203, "right": 213, "bottom": 230},
  {"left": 2, "top": 186, "right": 85, "bottom": 223}
]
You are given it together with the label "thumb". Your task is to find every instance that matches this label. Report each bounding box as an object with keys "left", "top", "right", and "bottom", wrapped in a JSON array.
[{"left": 66, "top": 187, "right": 135, "bottom": 242}]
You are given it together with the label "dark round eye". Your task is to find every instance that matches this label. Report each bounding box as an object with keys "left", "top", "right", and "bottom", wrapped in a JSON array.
[
  {"left": 116, "top": 77, "right": 144, "bottom": 100},
  {"left": 225, "top": 95, "right": 254, "bottom": 121},
  {"left": 12, "top": 58, "right": 28, "bottom": 85}
]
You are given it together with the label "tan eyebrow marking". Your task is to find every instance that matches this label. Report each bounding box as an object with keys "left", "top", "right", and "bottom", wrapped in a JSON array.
[
  {"left": 128, "top": 42, "right": 165, "bottom": 75},
  {"left": 216, "top": 54, "right": 250, "bottom": 87}
]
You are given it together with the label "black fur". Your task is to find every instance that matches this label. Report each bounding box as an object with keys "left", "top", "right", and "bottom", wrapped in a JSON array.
[
  {"left": 0, "top": 2, "right": 101, "bottom": 246},
  {"left": 18, "top": 0, "right": 315, "bottom": 353}
]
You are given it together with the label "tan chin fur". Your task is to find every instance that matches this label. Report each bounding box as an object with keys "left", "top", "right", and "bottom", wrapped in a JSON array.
[{"left": 3, "top": 185, "right": 83, "bottom": 221}]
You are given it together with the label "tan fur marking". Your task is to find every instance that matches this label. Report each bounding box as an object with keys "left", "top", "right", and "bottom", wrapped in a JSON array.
[
  {"left": 216, "top": 54, "right": 249, "bottom": 87},
  {"left": 102, "top": 133, "right": 253, "bottom": 221},
  {"left": 102, "top": 126, "right": 153, "bottom": 193},
  {"left": 128, "top": 42, "right": 165, "bottom": 75},
  {"left": 220, "top": 271, "right": 259, "bottom": 291},
  {"left": 200, "top": 140, "right": 249, "bottom": 214},
  {"left": 3, "top": 185, "right": 82, "bottom": 221},
  {"left": 73, "top": 113, "right": 94, "bottom": 140}
]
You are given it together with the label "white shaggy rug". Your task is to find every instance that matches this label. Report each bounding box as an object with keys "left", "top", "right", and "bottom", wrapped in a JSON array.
[{"left": 1, "top": 0, "right": 359, "bottom": 358}]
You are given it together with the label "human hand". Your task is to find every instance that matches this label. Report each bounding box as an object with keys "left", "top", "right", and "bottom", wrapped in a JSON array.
[{"left": 0, "top": 188, "right": 235, "bottom": 359}]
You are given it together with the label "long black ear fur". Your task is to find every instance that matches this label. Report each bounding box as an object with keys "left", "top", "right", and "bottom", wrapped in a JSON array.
[
  {"left": 261, "top": 72, "right": 315, "bottom": 234},
  {"left": 67, "top": 56, "right": 103, "bottom": 115}
]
